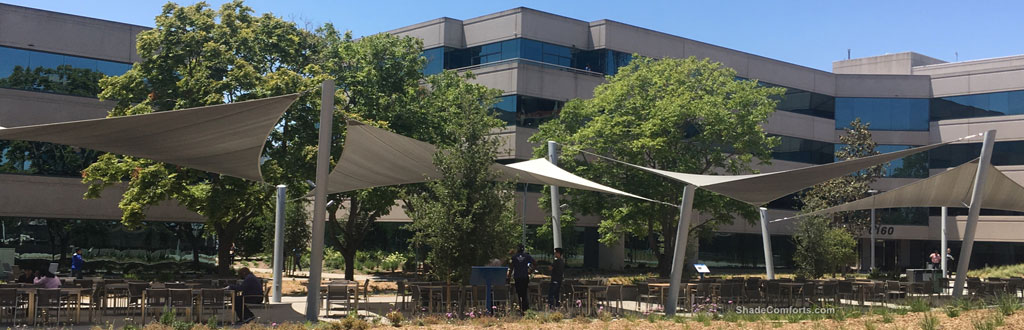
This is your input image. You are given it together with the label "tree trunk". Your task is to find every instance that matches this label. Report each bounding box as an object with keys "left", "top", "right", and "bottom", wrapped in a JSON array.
[
  {"left": 216, "top": 239, "right": 233, "bottom": 275},
  {"left": 343, "top": 247, "right": 356, "bottom": 281},
  {"left": 657, "top": 221, "right": 675, "bottom": 278}
]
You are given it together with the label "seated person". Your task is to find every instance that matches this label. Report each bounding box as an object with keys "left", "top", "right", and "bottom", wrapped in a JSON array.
[
  {"left": 33, "top": 270, "right": 61, "bottom": 289},
  {"left": 227, "top": 267, "right": 263, "bottom": 323},
  {"left": 16, "top": 268, "right": 35, "bottom": 284}
]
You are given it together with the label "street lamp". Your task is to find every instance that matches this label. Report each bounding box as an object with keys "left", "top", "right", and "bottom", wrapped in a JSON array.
[{"left": 867, "top": 189, "right": 879, "bottom": 271}]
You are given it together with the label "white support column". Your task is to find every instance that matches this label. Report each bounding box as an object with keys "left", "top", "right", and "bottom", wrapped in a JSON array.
[
  {"left": 305, "top": 79, "right": 334, "bottom": 321},
  {"left": 271, "top": 184, "right": 286, "bottom": 303},
  {"left": 665, "top": 185, "right": 695, "bottom": 317},
  {"left": 953, "top": 129, "right": 996, "bottom": 298},
  {"left": 548, "top": 141, "right": 562, "bottom": 249},
  {"left": 941, "top": 206, "right": 948, "bottom": 278},
  {"left": 759, "top": 207, "right": 775, "bottom": 280}
]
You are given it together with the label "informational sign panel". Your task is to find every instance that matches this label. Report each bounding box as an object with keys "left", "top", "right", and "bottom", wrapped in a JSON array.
[{"left": 694, "top": 263, "right": 710, "bottom": 274}]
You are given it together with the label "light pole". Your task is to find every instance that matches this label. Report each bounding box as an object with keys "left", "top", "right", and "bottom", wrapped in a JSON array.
[{"left": 868, "top": 189, "right": 878, "bottom": 272}]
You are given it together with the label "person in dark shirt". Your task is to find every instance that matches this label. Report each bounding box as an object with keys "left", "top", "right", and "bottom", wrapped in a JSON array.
[
  {"left": 507, "top": 245, "right": 535, "bottom": 312},
  {"left": 16, "top": 268, "right": 35, "bottom": 284},
  {"left": 71, "top": 248, "right": 85, "bottom": 279},
  {"left": 227, "top": 267, "right": 263, "bottom": 323},
  {"left": 547, "top": 248, "right": 565, "bottom": 309}
]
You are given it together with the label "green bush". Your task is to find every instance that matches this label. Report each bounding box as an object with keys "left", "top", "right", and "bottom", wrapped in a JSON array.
[
  {"left": 380, "top": 252, "right": 408, "bottom": 273},
  {"left": 918, "top": 312, "right": 939, "bottom": 330},
  {"left": 907, "top": 298, "right": 931, "bottom": 313},
  {"left": 996, "top": 293, "right": 1022, "bottom": 316}
]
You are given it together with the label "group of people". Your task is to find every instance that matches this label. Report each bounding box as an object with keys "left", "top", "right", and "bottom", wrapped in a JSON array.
[
  {"left": 506, "top": 245, "right": 565, "bottom": 313},
  {"left": 11, "top": 247, "right": 86, "bottom": 289}
]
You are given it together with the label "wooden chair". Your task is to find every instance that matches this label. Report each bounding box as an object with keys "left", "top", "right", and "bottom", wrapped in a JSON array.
[
  {"left": 141, "top": 288, "right": 169, "bottom": 324},
  {"left": 35, "top": 288, "right": 63, "bottom": 325},
  {"left": 0, "top": 288, "right": 22, "bottom": 324},
  {"left": 167, "top": 289, "right": 194, "bottom": 322},
  {"left": 199, "top": 288, "right": 230, "bottom": 324}
]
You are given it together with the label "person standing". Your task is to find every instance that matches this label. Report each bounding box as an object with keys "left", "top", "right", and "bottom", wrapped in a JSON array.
[
  {"left": 508, "top": 245, "right": 535, "bottom": 313},
  {"left": 291, "top": 248, "right": 302, "bottom": 274},
  {"left": 945, "top": 248, "right": 956, "bottom": 276},
  {"left": 547, "top": 248, "right": 565, "bottom": 309},
  {"left": 71, "top": 248, "right": 85, "bottom": 279},
  {"left": 228, "top": 267, "right": 263, "bottom": 323},
  {"left": 928, "top": 250, "right": 941, "bottom": 270}
]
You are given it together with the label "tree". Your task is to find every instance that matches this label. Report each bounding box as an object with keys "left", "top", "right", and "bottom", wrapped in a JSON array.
[
  {"left": 406, "top": 70, "right": 519, "bottom": 283},
  {"left": 794, "top": 118, "right": 884, "bottom": 278},
  {"left": 530, "top": 56, "right": 783, "bottom": 276},
  {"left": 315, "top": 30, "right": 432, "bottom": 281},
  {"left": 81, "top": 1, "right": 326, "bottom": 274}
]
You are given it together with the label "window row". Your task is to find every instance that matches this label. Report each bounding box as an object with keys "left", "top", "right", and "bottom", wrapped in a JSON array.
[
  {"left": 835, "top": 98, "right": 930, "bottom": 131},
  {"left": 833, "top": 144, "right": 929, "bottom": 178},
  {"left": 421, "top": 38, "right": 634, "bottom": 76},
  {"left": 931, "top": 90, "right": 1024, "bottom": 121},
  {"left": 0, "top": 46, "right": 132, "bottom": 98}
]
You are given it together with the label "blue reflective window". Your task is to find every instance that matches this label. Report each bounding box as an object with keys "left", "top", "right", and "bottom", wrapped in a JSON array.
[
  {"left": 834, "top": 144, "right": 928, "bottom": 178},
  {"left": 930, "top": 90, "right": 1024, "bottom": 121},
  {"left": 771, "top": 135, "right": 834, "bottom": 164},
  {"left": 835, "top": 98, "right": 929, "bottom": 131},
  {"left": 490, "top": 94, "right": 564, "bottom": 128},
  {"left": 766, "top": 84, "right": 835, "bottom": 119},
  {"left": 421, "top": 47, "right": 445, "bottom": 75},
  {"left": 0, "top": 45, "right": 131, "bottom": 98},
  {"left": 929, "top": 140, "right": 1024, "bottom": 169},
  {"left": 440, "top": 38, "right": 631, "bottom": 74}
]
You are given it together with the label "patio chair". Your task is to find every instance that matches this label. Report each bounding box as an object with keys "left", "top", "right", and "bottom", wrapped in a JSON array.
[
  {"left": 799, "top": 282, "right": 817, "bottom": 307},
  {"left": 127, "top": 282, "right": 151, "bottom": 314},
  {"left": 764, "top": 281, "right": 780, "bottom": 305},
  {"left": 395, "top": 281, "right": 409, "bottom": 310},
  {"left": 0, "top": 288, "right": 22, "bottom": 324},
  {"left": 636, "top": 282, "right": 657, "bottom": 312},
  {"left": 198, "top": 288, "right": 230, "bottom": 323},
  {"left": 837, "top": 281, "right": 854, "bottom": 303},
  {"left": 360, "top": 279, "right": 370, "bottom": 306},
  {"left": 164, "top": 282, "right": 187, "bottom": 289},
  {"left": 167, "top": 289, "right": 194, "bottom": 321},
  {"left": 324, "top": 284, "right": 352, "bottom": 317},
  {"left": 602, "top": 284, "right": 623, "bottom": 312},
  {"left": 744, "top": 278, "right": 763, "bottom": 304},
  {"left": 242, "top": 280, "right": 270, "bottom": 321},
  {"left": 820, "top": 281, "right": 838, "bottom": 305},
  {"left": 885, "top": 281, "right": 905, "bottom": 302},
  {"left": 35, "top": 288, "right": 63, "bottom": 325},
  {"left": 140, "top": 288, "right": 168, "bottom": 324},
  {"left": 491, "top": 285, "right": 511, "bottom": 313}
]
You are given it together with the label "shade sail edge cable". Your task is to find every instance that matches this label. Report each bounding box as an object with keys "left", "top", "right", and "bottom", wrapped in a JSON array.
[
  {"left": 553, "top": 133, "right": 983, "bottom": 206},
  {"left": 501, "top": 159, "right": 676, "bottom": 207}
]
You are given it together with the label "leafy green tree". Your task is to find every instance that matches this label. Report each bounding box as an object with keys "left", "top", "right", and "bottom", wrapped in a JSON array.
[
  {"left": 794, "top": 118, "right": 884, "bottom": 277},
  {"left": 530, "top": 56, "right": 783, "bottom": 276},
  {"left": 80, "top": 1, "right": 326, "bottom": 274},
  {"left": 406, "top": 71, "right": 519, "bottom": 283},
  {"left": 316, "top": 30, "right": 432, "bottom": 281}
]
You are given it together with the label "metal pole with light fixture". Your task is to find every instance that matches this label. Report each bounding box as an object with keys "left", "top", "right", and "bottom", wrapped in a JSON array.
[
  {"left": 759, "top": 207, "right": 775, "bottom": 280},
  {"left": 271, "top": 184, "right": 286, "bottom": 303},
  {"left": 548, "top": 141, "right": 562, "bottom": 249}
]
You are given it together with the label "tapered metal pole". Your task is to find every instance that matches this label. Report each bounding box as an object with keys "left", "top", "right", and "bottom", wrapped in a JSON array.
[
  {"left": 272, "top": 184, "right": 287, "bottom": 303},
  {"left": 665, "top": 185, "right": 695, "bottom": 317},
  {"left": 306, "top": 79, "right": 334, "bottom": 320},
  {"left": 953, "top": 129, "right": 996, "bottom": 298},
  {"left": 759, "top": 207, "right": 775, "bottom": 280},
  {"left": 548, "top": 141, "right": 562, "bottom": 248},
  {"left": 522, "top": 185, "right": 528, "bottom": 248},
  {"left": 941, "top": 206, "right": 948, "bottom": 278}
]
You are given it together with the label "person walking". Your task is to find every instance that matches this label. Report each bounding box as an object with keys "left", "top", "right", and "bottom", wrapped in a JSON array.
[
  {"left": 547, "top": 248, "right": 565, "bottom": 309},
  {"left": 71, "top": 248, "right": 85, "bottom": 279},
  {"left": 945, "top": 248, "right": 956, "bottom": 276},
  {"left": 227, "top": 267, "right": 263, "bottom": 323},
  {"left": 508, "top": 245, "right": 535, "bottom": 313}
]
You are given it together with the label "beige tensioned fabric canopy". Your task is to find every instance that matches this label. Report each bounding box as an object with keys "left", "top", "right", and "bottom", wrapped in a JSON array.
[
  {"left": 783, "top": 159, "right": 1024, "bottom": 220},
  {"left": 323, "top": 120, "right": 663, "bottom": 203},
  {"left": 0, "top": 94, "right": 300, "bottom": 182},
  {"left": 621, "top": 135, "right": 979, "bottom": 206}
]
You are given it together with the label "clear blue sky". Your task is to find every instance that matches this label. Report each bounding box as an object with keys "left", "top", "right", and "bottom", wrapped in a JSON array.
[{"left": 7, "top": 0, "right": 1023, "bottom": 71}]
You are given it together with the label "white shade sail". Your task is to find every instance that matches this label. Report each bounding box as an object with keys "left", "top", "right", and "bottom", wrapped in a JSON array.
[
  {"left": 0, "top": 94, "right": 299, "bottom": 182},
  {"left": 324, "top": 120, "right": 663, "bottom": 203},
  {"left": 789, "top": 160, "right": 1024, "bottom": 220},
  {"left": 623, "top": 137, "right": 975, "bottom": 206}
]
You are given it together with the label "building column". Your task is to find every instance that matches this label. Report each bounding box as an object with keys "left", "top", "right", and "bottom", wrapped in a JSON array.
[{"left": 598, "top": 234, "right": 625, "bottom": 270}]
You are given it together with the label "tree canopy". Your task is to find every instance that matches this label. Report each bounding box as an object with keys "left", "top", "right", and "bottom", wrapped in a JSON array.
[{"left": 530, "top": 56, "right": 784, "bottom": 275}]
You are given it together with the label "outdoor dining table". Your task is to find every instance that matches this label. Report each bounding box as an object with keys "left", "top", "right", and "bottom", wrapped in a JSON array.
[
  {"left": 983, "top": 281, "right": 1008, "bottom": 295},
  {"left": 17, "top": 287, "right": 87, "bottom": 324},
  {"left": 572, "top": 284, "right": 607, "bottom": 315},
  {"left": 648, "top": 282, "right": 715, "bottom": 312},
  {"left": 851, "top": 281, "right": 877, "bottom": 305}
]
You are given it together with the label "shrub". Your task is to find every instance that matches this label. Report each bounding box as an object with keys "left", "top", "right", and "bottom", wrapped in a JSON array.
[
  {"left": 380, "top": 252, "right": 408, "bottom": 273},
  {"left": 385, "top": 310, "right": 404, "bottom": 327},
  {"left": 918, "top": 312, "right": 939, "bottom": 330},
  {"left": 544, "top": 311, "right": 565, "bottom": 323},
  {"left": 944, "top": 305, "right": 960, "bottom": 318},
  {"left": 907, "top": 298, "right": 931, "bottom": 313},
  {"left": 996, "top": 293, "right": 1022, "bottom": 316}
]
